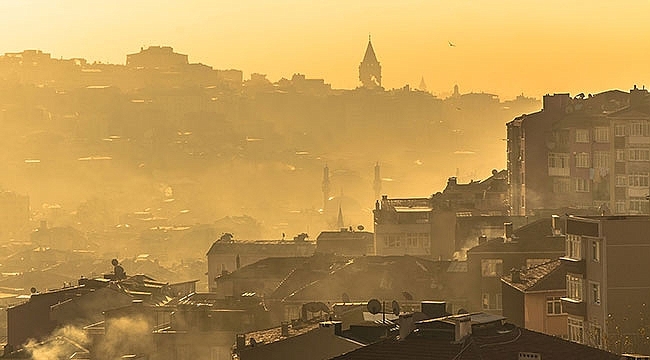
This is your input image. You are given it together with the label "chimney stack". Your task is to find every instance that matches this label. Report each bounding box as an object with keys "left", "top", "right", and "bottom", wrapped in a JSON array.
[
  {"left": 236, "top": 334, "right": 246, "bottom": 350},
  {"left": 281, "top": 322, "right": 289, "bottom": 337},
  {"left": 478, "top": 235, "right": 487, "bottom": 245},
  {"left": 504, "top": 222, "right": 513, "bottom": 241},
  {"left": 551, "top": 215, "right": 561, "bottom": 236},
  {"left": 511, "top": 268, "right": 522, "bottom": 283}
]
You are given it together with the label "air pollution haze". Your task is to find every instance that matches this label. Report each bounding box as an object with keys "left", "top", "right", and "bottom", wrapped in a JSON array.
[{"left": 1, "top": 1, "right": 649, "bottom": 359}]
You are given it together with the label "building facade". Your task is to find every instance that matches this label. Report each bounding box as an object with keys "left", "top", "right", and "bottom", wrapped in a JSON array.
[
  {"left": 466, "top": 218, "right": 566, "bottom": 315},
  {"left": 560, "top": 215, "right": 650, "bottom": 354},
  {"left": 507, "top": 87, "right": 650, "bottom": 216},
  {"left": 206, "top": 233, "right": 316, "bottom": 292},
  {"left": 373, "top": 170, "right": 509, "bottom": 259}
]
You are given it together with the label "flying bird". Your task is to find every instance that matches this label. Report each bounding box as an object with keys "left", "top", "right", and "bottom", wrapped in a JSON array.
[{"left": 448, "top": 41, "right": 456, "bottom": 47}]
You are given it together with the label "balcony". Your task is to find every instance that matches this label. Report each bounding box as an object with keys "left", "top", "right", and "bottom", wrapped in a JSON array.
[
  {"left": 561, "top": 297, "right": 586, "bottom": 317},
  {"left": 560, "top": 257, "right": 586, "bottom": 274}
]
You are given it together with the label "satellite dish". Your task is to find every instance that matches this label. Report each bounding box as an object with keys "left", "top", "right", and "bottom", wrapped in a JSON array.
[
  {"left": 392, "top": 300, "right": 401, "bottom": 316},
  {"left": 342, "top": 292, "right": 350, "bottom": 303},
  {"left": 30, "top": 287, "right": 37, "bottom": 294},
  {"left": 357, "top": 225, "right": 364, "bottom": 231},
  {"left": 367, "top": 299, "right": 381, "bottom": 314}
]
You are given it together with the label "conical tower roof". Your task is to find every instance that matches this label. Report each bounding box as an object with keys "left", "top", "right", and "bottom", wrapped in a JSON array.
[
  {"left": 362, "top": 37, "right": 379, "bottom": 64},
  {"left": 336, "top": 205, "right": 345, "bottom": 228}
]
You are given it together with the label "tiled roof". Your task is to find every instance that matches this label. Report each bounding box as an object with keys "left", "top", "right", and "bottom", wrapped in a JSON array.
[
  {"left": 501, "top": 260, "right": 564, "bottom": 292},
  {"left": 244, "top": 322, "right": 321, "bottom": 346}
]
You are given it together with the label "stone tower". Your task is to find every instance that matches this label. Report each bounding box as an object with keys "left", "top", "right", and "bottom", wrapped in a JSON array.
[{"left": 359, "top": 35, "right": 382, "bottom": 89}]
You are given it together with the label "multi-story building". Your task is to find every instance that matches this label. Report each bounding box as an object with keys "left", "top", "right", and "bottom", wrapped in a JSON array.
[
  {"left": 466, "top": 218, "right": 565, "bottom": 314},
  {"left": 501, "top": 259, "right": 567, "bottom": 338},
  {"left": 507, "top": 86, "right": 650, "bottom": 216},
  {"left": 560, "top": 215, "right": 650, "bottom": 354},
  {"left": 206, "top": 233, "right": 316, "bottom": 292},
  {"left": 373, "top": 170, "right": 509, "bottom": 259}
]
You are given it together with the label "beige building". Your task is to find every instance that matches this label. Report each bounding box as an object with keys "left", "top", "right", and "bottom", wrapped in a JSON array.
[{"left": 206, "top": 233, "right": 315, "bottom": 292}]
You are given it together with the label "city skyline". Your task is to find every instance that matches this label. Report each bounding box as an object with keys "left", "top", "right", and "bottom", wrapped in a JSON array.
[{"left": 2, "top": 1, "right": 650, "bottom": 99}]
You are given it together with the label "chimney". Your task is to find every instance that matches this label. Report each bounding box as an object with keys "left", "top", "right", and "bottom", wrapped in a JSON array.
[
  {"left": 478, "top": 235, "right": 487, "bottom": 245},
  {"left": 504, "top": 222, "right": 513, "bottom": 241},
  {"left": 448, "top": 177, "right": 457, "bottom": 186},
  {"left": 236, "top": 334, "right": 246, "bottom": 350},
  {"left": 511, "top": 268, "right": 521, "bottom": 283},
  {"left": 320, "top": 321, "right": 343, "bottom": 336},
  {"left": 281, "top": 322, "right": 289, "bottom": 337},
  {"left": 421, "top": 301, "right": 447, "bottom": 318},
  {"left": 454, "top": 315, "right": 472, "bottom": 342},
  {"left": 551, "top": 214, "right": 561, "bottom": 236}
]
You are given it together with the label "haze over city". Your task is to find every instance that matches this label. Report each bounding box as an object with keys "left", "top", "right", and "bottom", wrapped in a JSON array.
[
  {"left": 1, "top": 1, "right": 650, "bottom": 359},
  {"left": 2, "top": 1, "right": 650, "bottom": 98}
]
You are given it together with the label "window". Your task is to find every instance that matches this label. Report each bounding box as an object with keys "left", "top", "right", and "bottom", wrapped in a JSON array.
[
  {"left": 575, "top": 152, "right": 590, "bottom": 168},
  {"left": 593, "top": 151, "right": 609, "bottom": 168},
  {"left": 481, "top": 259, "right": 503, "bottom": 277},
  {"left": 616, "top": 175, "right": 627, "bottom": 187},
  {"left": 615, "top": 124, "right": 626, "bottom": 137},
  {"left": 616, "top": 149, "right": 626, "bottom": 162},
  {"left": 592, "top": 240, "right": 601, "bottom": 262},
  {"left": 407, "top": 233, "right": 418, "bottom": 247},
  {"left": 575, "top": 178, "right": 590, "bottom": 192},
  {"left": 616, "top": 200, "right": 626, "bottom": 213},
  {"left": 567, "top": 274, "right": 583, "bottom": 302},
  {"left": 590, "top": 282, "right": 601, "bottom": 305},
  {"left": 594, "top": 127, "right": 610, "bottom": 143},
  {"left": 419, "top": 233, "right": 430, "bottom": 248},
  {"left": 628, "top": 172, "right": 649, "bottom": 187},
  {"left": 546, "top": 296, "right": 564, "bottom": 315},
  {"left": 576, "top": 129, "right": 589, "bottom": 143},
  {"left": 553, "top": 178, "right": 571, "bottom": 193},
  {"left": 384, "top": 234, "right": 402, "bottom": 248},
  {"left": 566, "top": 234, "right": 582, "bottom": 260},
  {"left": 629, "top": 197, "right": 649, "bottom": 213},
  {"left": 548, "top": 153, "right": 570, "bottom": 176},
  {"left": 482, "top": 292, "right": 502, "bottom": 310},
  {"left": 630, "top": 122, "right": 649, "bottom": 136},
  {"left": 568, "top": 317, "right": 584, "bottom": 344},
  {"left": 629, "top": 149, "right": 650, "bottom": 161},
  {"left": 526, "top": 258, "right": 551, "bottom": 268}
]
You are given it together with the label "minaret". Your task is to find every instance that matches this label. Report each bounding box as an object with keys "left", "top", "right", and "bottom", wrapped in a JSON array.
[
  {"left": 359, "top": 35, "right": 382, "bottom": 89},
  {"left": 419, "top": 77, "right": 428, "bottom": 92},
  {"left": 336, "top": 205, "right": 345, "bottom": 229},
  {"left": 373, "top": 162, "right": 382, "bottom": 200},
  {"left": 322, "top": 164, "right": 330, "bottom": 210}
]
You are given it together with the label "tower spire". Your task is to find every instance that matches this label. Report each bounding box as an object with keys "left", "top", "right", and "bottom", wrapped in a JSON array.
[
  {"left": 373, "top": 162, "right": 382, "bottom": 200},
  {"left": 322, "top": 164, "right": 330, "bottom": 210},
  {"left": 336, "top": 205, "right": 344, "bottom": 229},
  {"left": 359, "top": 36, "right": 382, "bottom": 89}
]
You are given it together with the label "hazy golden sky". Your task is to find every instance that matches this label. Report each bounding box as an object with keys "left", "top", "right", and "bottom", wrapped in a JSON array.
[{"left": 2, "top": 0, "right": 650, "bottom": 98}]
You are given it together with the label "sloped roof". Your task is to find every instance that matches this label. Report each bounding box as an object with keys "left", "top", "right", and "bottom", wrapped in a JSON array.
[
  {"left": 501, "top": 260, "right": 564, "bottom": 292},
  {"left": 333, "top": 326, "right": 621, "bottom": 359},
  {"left": 274, "top": 256, "right": 453, "bottom": 303},
  {"left": 467, "top": 218, "right": 565, "bottom": 254}
]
